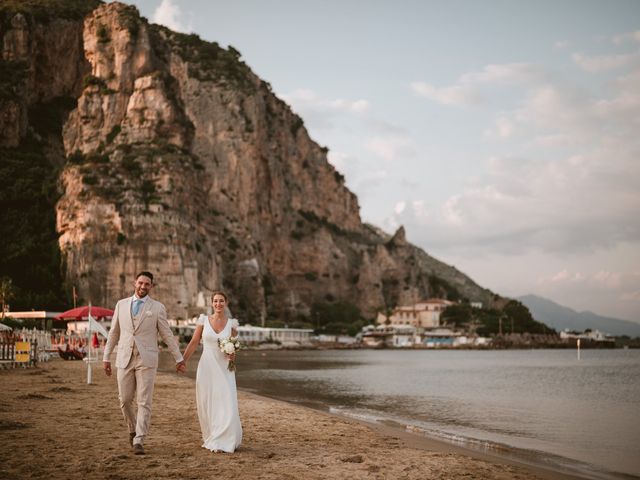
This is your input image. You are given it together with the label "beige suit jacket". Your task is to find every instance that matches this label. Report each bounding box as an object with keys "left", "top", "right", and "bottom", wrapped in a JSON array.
[{"left": 103, "top": 295, "right": 183, "bottom": 369}]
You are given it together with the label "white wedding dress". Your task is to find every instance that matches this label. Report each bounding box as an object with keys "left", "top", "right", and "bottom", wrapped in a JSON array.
[{"left": 195, "top": 314, "right": 243, "bottom": 452}]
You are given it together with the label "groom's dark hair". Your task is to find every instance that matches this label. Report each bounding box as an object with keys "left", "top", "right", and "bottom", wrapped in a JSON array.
[{"left": 136, "top": 271, "right": 154, "bottom": 283}]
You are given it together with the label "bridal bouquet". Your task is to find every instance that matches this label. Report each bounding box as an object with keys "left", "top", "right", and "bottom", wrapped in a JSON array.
[{"left": 218, "top": 336, "right": 242, "bottom": 371}]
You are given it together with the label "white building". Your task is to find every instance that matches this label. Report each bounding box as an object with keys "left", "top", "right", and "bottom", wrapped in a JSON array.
[
  {"left": 237, "top": 325, "right": 313, "bottom": 347},
  {"left": 169, "top": 321, "right": 314, "bottom": 347},
  {"left": 376, "top": 299, "right": 455, "bottom": 328},
  {"left": 360, "top": 324, "right": 419, "bottom": 348},
  {"left": 560, "top": 329, "right": 615, "bottom": 343}
]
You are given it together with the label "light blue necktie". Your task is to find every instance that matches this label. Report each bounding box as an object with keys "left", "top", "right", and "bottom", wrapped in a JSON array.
[{"left": 132, "top": 299, "right": 143, "bottom": 316}]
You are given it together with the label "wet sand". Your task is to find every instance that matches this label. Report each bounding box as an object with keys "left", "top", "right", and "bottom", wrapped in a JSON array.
[{"left": 0, "top": 360, "right": 582, "bottom": 479}]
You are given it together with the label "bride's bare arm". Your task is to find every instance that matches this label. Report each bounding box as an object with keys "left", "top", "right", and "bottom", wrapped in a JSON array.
[{"left": 183, "top": 325, "right": 204, "bottom": 363}]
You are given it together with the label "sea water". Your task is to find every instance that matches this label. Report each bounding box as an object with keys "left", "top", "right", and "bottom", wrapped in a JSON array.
[{"left": 230, "top": 349, "right": 640, "bottom": 479}]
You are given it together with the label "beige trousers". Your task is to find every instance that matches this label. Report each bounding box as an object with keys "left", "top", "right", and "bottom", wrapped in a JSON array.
[{"left": 116, "top": 346, "right": 157, "bottom": 446}]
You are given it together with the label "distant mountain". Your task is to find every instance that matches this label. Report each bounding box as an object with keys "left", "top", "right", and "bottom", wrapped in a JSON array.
[{"left": 517, "top": 294, "right": 640, "bottom": 337}]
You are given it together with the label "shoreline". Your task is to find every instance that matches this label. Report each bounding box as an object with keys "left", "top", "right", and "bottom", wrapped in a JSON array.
[
  {"left": 239, "top": 388, "right": 590, "bottom": 480},
  {"left": 0, "top": 359, "right": 622, "bottom": 480},
  {"left": 239, "top": 389, "right": 610, "bottom": 480},
  {"left": 172, "top": 348, "right": 638, "bottom": 480},
  {"left": 175, "top": 348, "right": 637, "bottom": 480}
]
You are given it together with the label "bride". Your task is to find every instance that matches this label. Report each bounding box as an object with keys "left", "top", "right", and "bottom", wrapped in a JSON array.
[{"left": 183, "top": 291, "right": 242, "bottom": 452}]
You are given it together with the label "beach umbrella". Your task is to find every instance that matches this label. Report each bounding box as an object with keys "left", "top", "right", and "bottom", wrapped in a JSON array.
[
  {"left": 55, "top": 305, "right": 113, "bottom": 320},
  {"left": 0, "top": 322, "right": 11, "bottom": 331}
]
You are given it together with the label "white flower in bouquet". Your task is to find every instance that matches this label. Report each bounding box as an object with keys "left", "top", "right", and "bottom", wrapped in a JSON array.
[{"left": 218, "top": 336, "right": 242, "bottom": 371}]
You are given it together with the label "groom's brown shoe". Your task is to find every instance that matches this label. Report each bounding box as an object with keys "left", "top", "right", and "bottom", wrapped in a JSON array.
[
  {"left": 129, "top": 432, "right": 136, "bottom": 446},
  {"left": 132, "top": 443, "right": 145, "bottom": 455}
]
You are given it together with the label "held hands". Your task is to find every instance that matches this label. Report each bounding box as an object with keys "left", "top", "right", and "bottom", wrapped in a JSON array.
[{"left": 105, "top": 360, "right": 185, "bottom": 374}]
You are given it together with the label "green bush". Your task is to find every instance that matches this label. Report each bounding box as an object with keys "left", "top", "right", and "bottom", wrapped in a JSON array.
[
  {"left": 82, "top": 174, "right": 98, "bottom": 185},
  {"left": 428, "top": 274, "right": 462, "bottom": 301},
  {"left": 106, "top": 125, "right": 121, "bottom": 144},
  {"left": 121, "top": 155, "right": 141, "bottom": 174},
  {"left": 311, "top": 301, "right": 364, "bottom": 335},
  {"left": 96, "top": 24, "right": 110, "bottom": 43},
  {"left": 0, "top": 59, "right": 27, "bottom": 100},
  {"left": 227, "top": 236, "right": 240, "bottom": 251},
  {"left": 83, "top": 75, "right": 106, "bottom": 89},
  {"left": 441, "top": 301, "right": 554, "bottom": 336},
  {"left": 67, "top": 150, "right": 85, "bottom": 165}
]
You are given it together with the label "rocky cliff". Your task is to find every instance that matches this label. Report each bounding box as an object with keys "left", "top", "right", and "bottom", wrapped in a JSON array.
[{"left": 1, "top": 1, "right": 503, "bottom": 322}]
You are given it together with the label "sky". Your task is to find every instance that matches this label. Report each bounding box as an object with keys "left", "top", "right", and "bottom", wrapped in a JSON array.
[{"left": 120, "top": 0, "right": 640, "bottom": 322}]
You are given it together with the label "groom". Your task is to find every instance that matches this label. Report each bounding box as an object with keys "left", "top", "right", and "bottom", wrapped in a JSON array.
[{"left": 103, "top": 271, "right": 185, "bottom": 455}]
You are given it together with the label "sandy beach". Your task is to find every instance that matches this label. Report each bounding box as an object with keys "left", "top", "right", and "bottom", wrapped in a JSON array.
[{"left": 0, "top": 359, "right": 581, "bottom": 480}]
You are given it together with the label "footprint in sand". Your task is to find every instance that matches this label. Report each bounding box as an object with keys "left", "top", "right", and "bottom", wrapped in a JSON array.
[
  {"left": 0, "top": 420, "right": 30, "bottom": 430},
  {"left": 17, "top": 393, "right": 51, "bottom": 400},
  {"left": 50, "top": 386, "right": 73, "bottom": 393}
]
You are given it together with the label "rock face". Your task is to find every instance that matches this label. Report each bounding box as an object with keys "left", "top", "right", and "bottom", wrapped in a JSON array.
[
  {"left": 1, "top": 9, "right": 88, "bottom": 148},
  {"left": 2, "top": 2, "right": 502, "bottom": 322}
]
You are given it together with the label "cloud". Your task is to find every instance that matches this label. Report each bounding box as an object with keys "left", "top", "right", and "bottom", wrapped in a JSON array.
[
  {"left": 326, "top": 151, "right": 348, "bottom": 171},
  {"left": 553, "top": 270, "right": 585, "bottom": 283},
  {"left": 486, "top": 65, "right": 640, "bottom": 148},
  {"left": 409, "top": 148, "right": 639, "bottom": 254},
  {"left": 152, "top": 0, "right": 192, "bottom": 33},
  {"left": 327, "top": 150, "right": 389, "bottom": 199},
  {"left": 410, "top": 81, "right": 481, "bottom": 107},
  {"left": 612, "top": 31, "right": 640, "bottom": 45},
  {"left": 365, "top": 134, "right": 415, "bottom": 161},
  {"left": 278, "top": 88, "right": 369, "bottom": 130},
  {"left": 395, "top": 44, "right": 640, "bottom": 258},
  {"left": 411, "top": 63, "right": 543, "bottom": 107},
  {"left": 457, "top": 63, "right": 542, "bottom": 85},
  {"left": 621, "top": 290, "right": 640, "bottom": 301},
  {"left": 572, "top": 51, "right": 640, "bottom": 72},
  {"left": 484, "top": 115, "right": 516, "bottom": 139},
  {"left": 538, "top": 270, "right": 625, "bottom": 289},
  {"left": 592, "top": 270, "right": 622, "bottom": 289},
  {"left": 529, "top": 269, "right": 640, "bottom": 320}
]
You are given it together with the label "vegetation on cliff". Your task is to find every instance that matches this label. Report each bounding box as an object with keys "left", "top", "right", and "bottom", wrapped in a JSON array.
[
  {"left": 0, "top": 0, "right": 101, "bottom": 23},
  {"left": 150, "top": 24, "right": 256, "bottom": 94},
  {"left": 442, "top": 300, "right": 555, "bottom": 336},
  {"left": 0, "top": 134, "right": 68, "bottom": 310}
]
